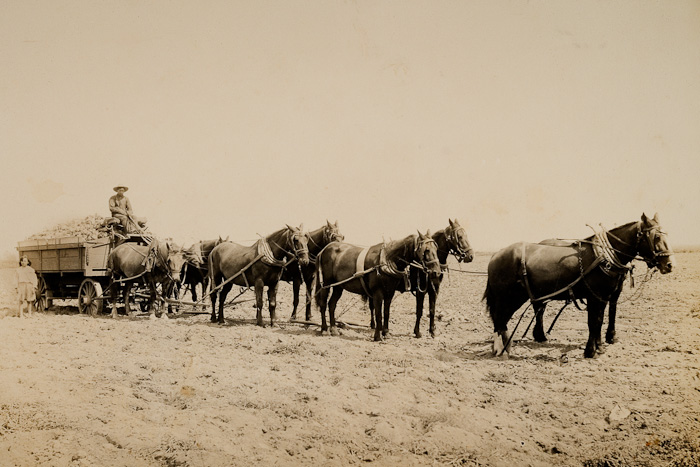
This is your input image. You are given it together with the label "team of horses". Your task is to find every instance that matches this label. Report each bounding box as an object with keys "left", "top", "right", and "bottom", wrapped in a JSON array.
[{"left": 105, "top": 213, "right": 675, "bottom": 358}]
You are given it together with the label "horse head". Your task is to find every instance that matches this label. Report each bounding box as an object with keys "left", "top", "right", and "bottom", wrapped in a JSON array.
[
  {"left": 325, "top": 220, "right": 344, "bottom": 243},
  {"left": 638, "top": 213, "right": 674, "bottom": 274},
  {"left": 447, "top": 218, "right": 474, "bottom": 263},
  {"left": 163, "top": 242, "right": 188, "bottom": 283},
  {"left": 285, "top": 224, "right": 310, "bottom": 266},
  {"left": 415, "top": 230, "right": 441, "bottom": 276}
]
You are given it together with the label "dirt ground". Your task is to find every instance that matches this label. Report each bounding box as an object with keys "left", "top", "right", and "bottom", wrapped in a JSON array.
[{"left": 0, "top": 251, "right": 698, "bottom": 466}]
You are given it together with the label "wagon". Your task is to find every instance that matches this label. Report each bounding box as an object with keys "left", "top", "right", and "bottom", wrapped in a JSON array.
[{"left": 16, "top": 233, "right": 150, "bottom": 316}]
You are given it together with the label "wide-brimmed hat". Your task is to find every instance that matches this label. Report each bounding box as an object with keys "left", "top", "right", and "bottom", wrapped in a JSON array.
[{"left": 113, "top": 186, "right": 129, "bottom": 192}]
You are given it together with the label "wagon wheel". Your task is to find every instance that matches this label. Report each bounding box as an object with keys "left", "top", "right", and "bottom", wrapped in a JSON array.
[
  {"left": 35, "top": 276, "right": 53, "bottom": 311},
  {"left": 78, "top": 279, "right": 104, "bottom": 317}
]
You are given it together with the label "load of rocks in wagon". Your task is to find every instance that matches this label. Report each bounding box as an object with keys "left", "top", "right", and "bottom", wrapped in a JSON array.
[{"left": 28, "top": 214, "right": 109, "bottom": 241}]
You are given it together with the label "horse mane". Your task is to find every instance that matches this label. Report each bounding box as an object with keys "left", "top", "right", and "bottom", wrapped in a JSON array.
[
  {"left": 583, "top": 221, "right": 638, "bottom": 242},
  {"left": 384, "top": 234, "right": 417, "bottom": 265}
]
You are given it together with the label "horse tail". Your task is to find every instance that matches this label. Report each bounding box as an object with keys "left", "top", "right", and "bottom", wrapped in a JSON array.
[
  {"left": 483, "top": 278, "right": 494, "bottom": 323},
  {"left": 207, "top": 248, "right": 218, "bottom": 299}
]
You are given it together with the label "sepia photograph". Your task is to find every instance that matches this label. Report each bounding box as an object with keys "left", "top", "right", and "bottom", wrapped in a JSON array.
[{"left": 1, "top": 1, "right": 699, "bottom": 466}]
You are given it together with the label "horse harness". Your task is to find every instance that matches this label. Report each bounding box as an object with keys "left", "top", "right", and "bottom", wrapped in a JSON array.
[
  {"left": 519, "top": 221, "right": 667, "bottom": 307},
  {"left": 322, "top": 236, "right": 438, "bottom": 296}
]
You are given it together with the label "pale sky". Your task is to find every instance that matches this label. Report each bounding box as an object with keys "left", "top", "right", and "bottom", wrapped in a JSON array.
[{"left": 2, "top": 1, "right": 699, "bottom": 257}]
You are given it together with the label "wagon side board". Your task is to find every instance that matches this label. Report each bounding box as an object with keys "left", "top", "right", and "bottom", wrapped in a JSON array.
[{"left": 17, "top": 236, "right": 113, "bottom": 302}]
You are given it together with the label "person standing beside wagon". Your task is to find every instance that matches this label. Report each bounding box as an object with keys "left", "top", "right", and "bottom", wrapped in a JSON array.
[{"left": 15, "top": 255, "right": 38, "bottom": 318}]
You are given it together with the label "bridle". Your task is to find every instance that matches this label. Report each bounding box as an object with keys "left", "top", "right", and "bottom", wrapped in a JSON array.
[
  {"left": 445, "top": 225, "right": 473, "bottom": 262},
  {"left": 309, "top": 225, "right": 344, "bottom": 250},
  {"left": 276, "top": 228, "right": 309, "bottom": 261},
  {"left": 604, "top": 221, "right": 673, "bottom": 269},
  {"left": 411, "top": 236, "right": 440, "bottom": 273}
]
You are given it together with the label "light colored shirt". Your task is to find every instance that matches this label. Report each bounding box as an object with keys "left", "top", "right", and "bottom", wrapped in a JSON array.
[
  {"left": 16, "top": 265, "right": 38, "bottom": 287},
  {"left": 109, "top": 194, "right": 133, "bottom": 217}
]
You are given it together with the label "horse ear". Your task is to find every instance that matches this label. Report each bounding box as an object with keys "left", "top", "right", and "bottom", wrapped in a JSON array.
[
  {"left": 426, "top": 229, "right": 432, "bottom": 237},
  {"left": 299, "top": 223, "right": 304, "bottom": 231},
  {"left": 653, "top": 212, "right": 659, "bottom": 222},
  {"left": 454, "top": 218, "right": 460, "bottom": 225},
  {"left": 641, "top": 213, "right": 649, "bottom": 224},
  {"left": 448, "top": 218, "right": 453, "bottom": 226},
  {"left": 286, "top": 224, "right": 293, "bottom": 231}
]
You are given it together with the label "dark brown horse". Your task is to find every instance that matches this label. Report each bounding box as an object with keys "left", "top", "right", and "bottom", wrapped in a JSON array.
[
  {"left": 281, "top": 220, "right": 344, "bottom": 321},
  {"left": 180, "top": 237, "right": 228, "bottom": 307},
  {"left": 410, "top": 218, "right": 474, "bottom": 338},
  {"left": 108, "top": 239, "right": 188, "bottom": 318},
  {"left": 315, "top": 232, "right": 441, "bottom": 341},
  {"left": 484, "top": 213, "right": 674, "bottom": 358},
  {"left": 208, "top": 225, "right": 310, "bottom": 326}
]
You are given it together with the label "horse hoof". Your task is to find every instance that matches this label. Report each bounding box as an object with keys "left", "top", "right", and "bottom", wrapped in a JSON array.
[
  {"left": 330, "top": 327, "right": 339, "bottom": 337},
  {"left": 606, "top": 334, "right": 617, "bottom": 344},
  {"left": 497, "top": 351, "right": 510, "bottom": 360},
  {"left": 319, "top": 329, "right": 330, "bottom": 337},
  {"left": 414, "top": 331, "right": 422, "bottom": 339}
]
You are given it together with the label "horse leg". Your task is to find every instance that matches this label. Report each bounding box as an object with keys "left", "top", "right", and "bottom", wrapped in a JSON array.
[
  {"left": 209, "top": 284, "right": 217, "bottom": 323},
  {"left": 368, "top": 297, "right": 376, "bottom": 329},
  {"left": 166, "top": 281, "right": 178, "bottom": 314},
  {"left": 532, "top": 302, "right": 548, "bottom": 342},
  {"left": 584, "top": 299, "right": 606, "bottom": 358},
  {"left": 111, "top": 280, "right": 119, "bottom": 318},
  {"left": 290, "top": 276, "right": 301, "bottom": 321},
  {"left": 255, "top": 280, "right": 265, "bottom": 327},
  {"left": 372, "top": 290, "right": 384, "bottom": 342},
  {"left": 123, "top": 282, "right": 133, "bottom": 316},
  {"left": 268, "top": 282, "right": 279, "bottom": 327},
  {"left": 318, "top": 285, "right": 330, "bottom": 334},
  {"left": 327, "top": 287, "right": 343, "bottom": 337},
  {"left": 216, "top": 281, "right": 232, "bottom": 324},
  {"left": 489, "top": 296, "right": 513, "bottom": 357},
  {"left": 428, "top": 282, "right": 440, "bottom": 338},
  {"left": 606, "top": 277, "right": 624, "bottom": 344},
  {"left": 382, "top": 290, "right": 395, "bottom": 338},
  {"left": 190, "top": 278, "right": 198, "bottom": 305},
  {"left": 414, "top": 291, "right": 425, "bottom": 338},
  {"left": 304, "top": 269, "right": 314, "bottom": 322},
  {"left": 148, "top": 280, "right": 159, "bottom": 318},
  {"left": 200, "top": 276, "right": 209, "bottom": 312}
]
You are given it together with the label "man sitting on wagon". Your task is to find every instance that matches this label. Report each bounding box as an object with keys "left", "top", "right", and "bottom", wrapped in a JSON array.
[{"left": 108, "top": 185, "right": 148, "bottom": 234}]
